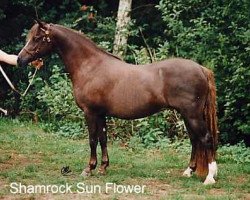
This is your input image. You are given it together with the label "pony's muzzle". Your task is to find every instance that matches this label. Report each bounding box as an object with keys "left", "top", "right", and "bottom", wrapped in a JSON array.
[{"left": 17, "top": 56, "right": 29, "bottom": 68}]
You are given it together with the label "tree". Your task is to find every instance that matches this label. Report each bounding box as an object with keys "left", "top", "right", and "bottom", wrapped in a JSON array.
[{"left": 113, "top": 0, "right": 132, "bottom": 58}]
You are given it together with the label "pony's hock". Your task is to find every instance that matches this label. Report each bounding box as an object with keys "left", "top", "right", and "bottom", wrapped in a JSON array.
[{"left": 18, "top": 20, "right": 219, "bottom": 184}]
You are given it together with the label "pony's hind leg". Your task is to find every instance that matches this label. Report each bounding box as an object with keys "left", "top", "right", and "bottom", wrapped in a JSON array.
[
  {"left": 183, "top": 141, "right": 197, "bottom": 177},
  {"left": 184, "top": 113, "right": 217, "bottom": 184},
  {"left": 202, "top": 132, "right": 217, "bottom": 185},
  {"left": 183, "top": 119, "right": 197, "bottom": 177},
  {"left": 204, "top": 160, "right": 217, "bottom": 185},
  {"left": 181, "top": 66, "right": 217, "bottom": 184}
]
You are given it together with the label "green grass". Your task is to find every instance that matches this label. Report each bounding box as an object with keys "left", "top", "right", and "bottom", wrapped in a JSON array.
[{"left": 0, "top": 118, "right": 249, "bottom": 200}]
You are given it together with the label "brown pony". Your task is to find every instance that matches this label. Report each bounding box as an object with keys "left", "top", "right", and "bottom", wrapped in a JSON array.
[{"left": 18, "top": 21, "right": 218, "bottom": 184}]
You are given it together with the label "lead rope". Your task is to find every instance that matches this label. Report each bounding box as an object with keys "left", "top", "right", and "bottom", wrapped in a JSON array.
[
  {"left": 0, "top": 64, "right": 38, "bottom": 96},
  {"left": 0, "top": 107, "right": 7, "bottom": 115}
]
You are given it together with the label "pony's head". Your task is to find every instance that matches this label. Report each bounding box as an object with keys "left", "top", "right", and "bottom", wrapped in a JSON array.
[{"left": 18, "top": 20, "right": 54, "bottom": 67}]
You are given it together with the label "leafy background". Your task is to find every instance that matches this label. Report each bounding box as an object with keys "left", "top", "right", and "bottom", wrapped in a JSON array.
[{"left": 0, "top": 0, "right": 249, "bottom": 146}]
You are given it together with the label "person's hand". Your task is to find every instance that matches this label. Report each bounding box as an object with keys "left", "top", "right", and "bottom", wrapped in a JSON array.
[
  {"left": 0, "top": 50, "right": 18, "bottom": 65},
  {"left": 0, "top": 49, "right": 7, "bottom": 57}
]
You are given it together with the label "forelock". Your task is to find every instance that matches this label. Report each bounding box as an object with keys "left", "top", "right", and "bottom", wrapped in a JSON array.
[{"left": 26, "top": 24, "right": 39, "bottom": 41}]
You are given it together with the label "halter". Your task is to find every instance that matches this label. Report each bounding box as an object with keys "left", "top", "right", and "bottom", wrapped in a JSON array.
[
  {"left": 23, "top": 24, "right": 52, "bottom": 58},
  {"left": 0, "top": 25, "right": 50, "bottom": 99}
]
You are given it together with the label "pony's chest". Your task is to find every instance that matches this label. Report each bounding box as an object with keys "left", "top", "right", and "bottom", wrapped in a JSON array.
[{"left": 73, "top": 82, "right": 106, "bottom": 111}]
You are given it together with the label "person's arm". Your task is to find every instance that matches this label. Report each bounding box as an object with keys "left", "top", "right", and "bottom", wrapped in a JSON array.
[{"left": 0, "top": 50, "right": 18, "bottom": 66}]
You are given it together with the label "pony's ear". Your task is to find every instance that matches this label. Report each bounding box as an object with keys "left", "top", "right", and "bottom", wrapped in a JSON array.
[{"left": 34, "top": 19, "right": 46, "bottom": 29}]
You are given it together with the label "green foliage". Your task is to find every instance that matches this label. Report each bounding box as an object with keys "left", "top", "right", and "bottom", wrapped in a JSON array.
[
  {"left": 157, "top": 0, "right": 250, "bottom": 144},
  {"left": 135, "top": 111, "right": 187, "bottom": 148},
  {"left": 218, "top": 142, "right": 250, "bottom": 164},
  {"left": 128, "top": 133, "right": 250, "bottom": 165},
  {"left": 36, "top": 65, "right": 85, "bottom": 138},
  {"left": 0, "top": 0, "right": 249, "bottom": 145},
  {"left": 37, "top": 65, "right": 81, "bottom": 117},
  {"left": 41, "top": 121, "right": 84, "bottom": 139}
]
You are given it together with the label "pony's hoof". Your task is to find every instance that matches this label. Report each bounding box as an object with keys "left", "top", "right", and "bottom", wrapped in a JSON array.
[
  {"left": 182, "top": 167, "right": 192, "bottom": 177},
  {"left": 81, "top": 170, "right": 91, "bottom": 177},
  {"left": 203, "top": 176, "right": 216, "bottom": 185},
  {"left": 98, "top": 168, "right": 107, "bottom": 175}
]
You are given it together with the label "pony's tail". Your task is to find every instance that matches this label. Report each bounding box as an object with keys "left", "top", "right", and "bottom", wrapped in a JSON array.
[{"left": 195, "top": 67, "right": 218, "bottom": 177}]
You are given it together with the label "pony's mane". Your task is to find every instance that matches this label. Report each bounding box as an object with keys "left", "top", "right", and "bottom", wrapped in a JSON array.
[{"left": 54, "top": 24, "right": 122, "bottom": 61}]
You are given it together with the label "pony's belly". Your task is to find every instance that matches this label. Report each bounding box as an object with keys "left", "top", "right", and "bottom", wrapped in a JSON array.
[
  {"left": 107, "top": 103, "right": 164, "bottom": 120},
  {"left": 105, "top": 84, "right": 166, "bottom": 119}
]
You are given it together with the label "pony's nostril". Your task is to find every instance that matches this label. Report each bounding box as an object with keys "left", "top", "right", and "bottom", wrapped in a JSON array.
[{"left": 17, "top": 57, "right": 21, "bottom": 66}]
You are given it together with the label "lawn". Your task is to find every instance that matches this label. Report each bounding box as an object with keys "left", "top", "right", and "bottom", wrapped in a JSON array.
[{"left": 0, "top": 118, "right": 249, "bottom": 200}]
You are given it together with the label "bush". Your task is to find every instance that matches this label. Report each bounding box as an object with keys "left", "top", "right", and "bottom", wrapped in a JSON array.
[
  {"left": 36, "top": 65, "right": 85, "bottom": 138},
  {"left": 218, "top": 142, "right": 250, "bottom": 164},
  {"left": 1, "top": 1, "right": 249, "bottom": 146},
  {"left": 157, "top": 0, "right": 250, "bottom": 144}
]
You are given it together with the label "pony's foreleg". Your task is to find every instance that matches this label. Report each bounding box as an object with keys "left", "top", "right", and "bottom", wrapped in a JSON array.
[
  {"left": 81, "top": 112, "right": 99, "bottom": 177},
  {"left": 98, "top": 117, "right": 109, "bottom": 175}
]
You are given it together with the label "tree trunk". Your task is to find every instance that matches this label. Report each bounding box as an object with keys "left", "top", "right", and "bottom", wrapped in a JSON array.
[{"left": 113, "top": 0, "right": 132, "bottom": 58}]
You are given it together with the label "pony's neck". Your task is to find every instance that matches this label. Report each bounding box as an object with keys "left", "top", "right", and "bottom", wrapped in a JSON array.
[{"left": 52, "top": 25, "right": 103, "bottom": 76}]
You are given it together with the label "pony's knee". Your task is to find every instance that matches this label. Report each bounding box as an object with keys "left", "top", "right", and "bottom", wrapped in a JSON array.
[
  {"left": 99, "top": 137, "right": 107, "bottom": 147},
  {"left": 90, "top": 138, "right": 98, "bottom": 147}
]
